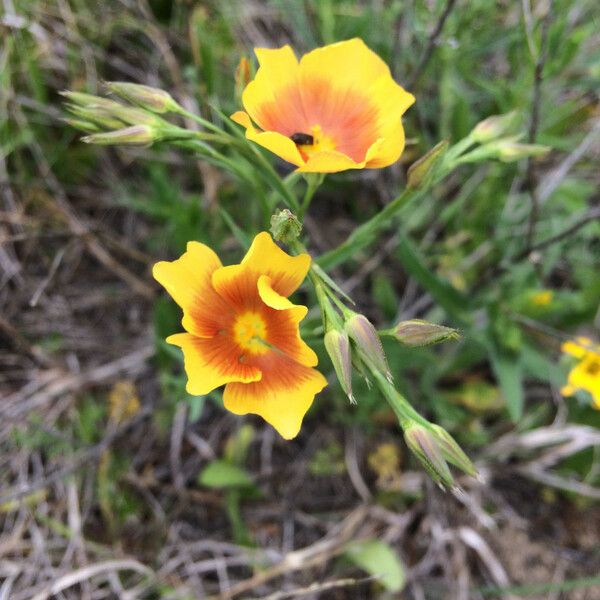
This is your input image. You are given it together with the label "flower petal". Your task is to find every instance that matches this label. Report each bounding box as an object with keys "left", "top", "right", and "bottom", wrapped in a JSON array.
[
  {"left": 167, "top": 332, "right": 261, "bottom": 396},
  {"left": 561, "top": 337, "right": 594, "bottom": 358},
  {"left": 153, "top": 242, "right": 231, "bottom": 337},
  {"left": 223, "top": 354, "right": 327, "bottom": 439},
  {"left": 231, "top": 111, "right": 306, "bottom": 167},
  {"left": 242, "top": 46, "right": 308, "bottom": 137},
  {"left": 297, "top": 149, "right": 365, "bottom": 173},
  {"left": 258, "top": 275, "right": 316, "bottom": 367},
  {"left": 299, "top": 38, "right": 390, "bottom": 91},
  {"left": 241, "top": 232, "right": 311, "bottom": 297}
]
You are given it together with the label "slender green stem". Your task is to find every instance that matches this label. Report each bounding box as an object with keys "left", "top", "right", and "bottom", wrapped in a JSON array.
[
  {"left": 299, "top": 173, "right": 324, "bottom": 219},
  {"left": 317, "top": 186, "right": 420, "bottom": 270},
  {"left": 369, "top": 368, "right": 431, "bottom": 429},
  {"left": 173, "top": 106, "right": 224, "bottom": 135},
  {"left": 317, "top": 135, "right": 478, "bottom": 270}
]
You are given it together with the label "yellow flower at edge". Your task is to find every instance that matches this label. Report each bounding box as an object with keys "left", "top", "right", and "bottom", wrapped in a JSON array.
[
  {"left": 560, "top": 336, "right": 600, "bottom": 409},
  {"left": 153, "top": 232, "right": 327, "bottom": 439},
  {"left": 231, "top": 38, "right": 415, "bottom": 173}
]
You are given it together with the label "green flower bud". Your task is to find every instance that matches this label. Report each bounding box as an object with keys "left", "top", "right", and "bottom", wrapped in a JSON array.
[
  {"left": 65, "top": 103, "right": 126, "bottom": 130},
  {"left": 404, "top": 423, "right": 454, "bottom": 488},
  {"left": 495, "top": 140, "right": 550, "bottom": 162},
  {"left": 63, "top": 118, "right": 100, "bottom": 133},
  {"left": 429, "top": 424, "right": 478, "bottom": 478},
  {"left": 387, "top": 319, "right": 460, "bottom": 347},
  {"left": 345, "top": 313, "right": 392, "bottom": 383},
  {"left": 472, "top": 111, "right": 518, "bottom": 143},
  {"left": 324, "top": 328, "right": 354, "bottom": 403},
  {"left": 270, "top": 209, "right": 302, "bottom": 244},
  {"left": 81, "top": 125, "right": 156, "bottom": 146},
  {"left": 105, "top": 82, "right": 179, "bottom": 113},
  {"left": 407, "top": 140, "right": 449, "bottom": 189}
]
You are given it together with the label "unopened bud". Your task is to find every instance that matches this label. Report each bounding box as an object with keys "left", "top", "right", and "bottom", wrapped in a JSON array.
[
  {"left": 63, "top": 118, "right": 100, "bottom": 133},
  {"left": 270, "top": 209, "right": 302, "bottom": 243},
  {"left": 430, "top": 424, "right": 477, "bottom": 478},
  {"left": 472, "top": 111, "right": 518, "bottom": 143},
  {"left": 404, "top": 424, "right": 454, "bottom": 488},
  {"left": 345, "top": 313, "right": 392, "bottom": 383},
  {"left": 82, "top": 125, "right": 155, "bottom": 146},
  {"left": 60, "top": 91, "right": 113, "bottom": 107},
  {"left": 105, "top": 82, "right": 179, "bottom": 113},
  {"left": 235, "top": 56, "right": 252, "bottom": 99},
  {"left": 324, "top": 329, "right": 354, "bottom": 403},
  {"left": 407, "top": 140, "right": 448, "bottom": 189},
  {"left": 66, "top": 103, "right": 126, "bottom": 130},
  {"left": 495, "top": 140, "right": 550, "bottom": 162},
  {"left": 388, "top": 319, "right": 460, "bottom": 347}
]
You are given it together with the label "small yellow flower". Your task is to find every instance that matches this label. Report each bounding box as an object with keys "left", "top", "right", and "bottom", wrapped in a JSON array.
[
  {"left": 108, "top": 379, "right": 141, "bottom": 424},
  {"left": 368, "top": 442, "right": 401, "bottom": 484},
  {"left": 231, "top": 39, "right": 415, "bottom": 173},
  {"left": 153, "top": 232, "right": 327, "bottom": 439},
  {"left": 561, "top": 337, "right": 600, "bottom": 409},
  {"left": 530, "top": 290, "right": 553, "bottom": 307}
]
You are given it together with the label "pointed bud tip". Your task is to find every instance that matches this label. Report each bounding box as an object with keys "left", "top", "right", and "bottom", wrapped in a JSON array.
[{"left": 392, "top": 319, "right": 460, "bottom": 347}]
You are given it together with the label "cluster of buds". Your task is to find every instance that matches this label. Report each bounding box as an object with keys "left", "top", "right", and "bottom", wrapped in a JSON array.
[
  {"left": 457, "top": 110, "right": 550, "bottom": 164},
  {"left": 62, "top": 83, "right": 189, "bottom": 146},
  {"left": 316, "top": 279, "right": 475, "bottom": 487},
  {"left": 322, "top": 300, "right": 391, "bottom": 405}
]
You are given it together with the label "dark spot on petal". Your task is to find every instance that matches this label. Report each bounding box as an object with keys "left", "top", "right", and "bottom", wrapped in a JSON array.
[{"left": 290, "top": 132, "right": 314, "bottom": 145}]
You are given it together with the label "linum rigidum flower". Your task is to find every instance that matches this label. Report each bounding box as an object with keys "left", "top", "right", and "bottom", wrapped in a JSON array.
[
  {"left": 153, "top": 233, "right": 327, "bottom": 439},
  {"left": 231, "top": 38, "right": 415, "bottom": 173},
  {"left": 561, "top": 337, "right": 600, "bottom": 409}
]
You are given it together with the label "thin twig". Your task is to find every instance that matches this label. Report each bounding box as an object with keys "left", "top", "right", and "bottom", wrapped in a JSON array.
[
  {"left": 524, "top": 1, "right": 553, "bottom": 253},
  {"left": 249, "top": 576, "right": 377, "bottom": 600},
  {"left": 407, "top": 0, "right": 457, "bottom": 88},
  {"left": 517, "top": 205, "right": 600, "bottom": 259}
]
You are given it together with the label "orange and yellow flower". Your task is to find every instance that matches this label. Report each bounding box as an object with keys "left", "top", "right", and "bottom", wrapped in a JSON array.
[
  {"left": 231, "top": 38, "right": 415, "bottom": 173},
  {"left": 561, "top": 337, "right": 600, "bottom": 409},
  {"left": 153, "top": 232, "right": 327, "bottom": 439}
]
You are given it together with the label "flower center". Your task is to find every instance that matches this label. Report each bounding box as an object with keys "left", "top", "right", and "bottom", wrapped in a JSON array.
[
  {"left": 585, "top": 359, "right": 600, "bottom": 376},
  {"left": 293, "top": 124, "right": 336, "bottom": 160},
  {"left": 233, "top": 311, "right": 269, "bottom": 355}
]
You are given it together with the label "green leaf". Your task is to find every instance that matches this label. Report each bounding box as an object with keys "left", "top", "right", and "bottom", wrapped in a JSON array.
[
  {"left": 199, "top": 460, "right": 253, "bottom": 489},
  {"left": 344, "top": 539, "right": 405, "bottom": 592},
  {"left": 489, "top": 346, "right": 524, "bottom": 421}
]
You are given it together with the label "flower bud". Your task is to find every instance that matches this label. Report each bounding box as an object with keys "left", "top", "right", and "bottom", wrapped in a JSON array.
[
  {"left": 388, "top": 319, "right": 459, "bottom": 347},
  {"left": 270, "top": 209, "right": 302, "bottom": 243},
  {"left": 472, "top": 111, "right": 518, "bottom": 143},
  {"left": 407, "top": 140, "right": 448, "bottom": 189},
  {"left": 81, "top": 125, "right": 156, "bottom": 146},
  {"left": 66, "top": 103, "right": 126, "bottom": 130},
  {"left": 429, "top": 424, "right": 478, "bottom": 478},
  {"left": 345, "top": 313, "right": 392, "bottom": 383},
  {"left": 495, "top": 140, "right": 550, "bottom": 162},
  {"left": 63, "top": 118, "right": 100, "bottom": 133},
  {"left": 235, "top": 56, "right": 252, "bottom": 100},
  {"left": 404, "top": 423, "right": 454, "bottom": 488},
  {"left": 105, "top": 82, "right": 179, "bottom": 113},
  {"left": 60, "top": 91, "right": 114, "bottom": 107},
  {"left": 324, "top": 328, "right": 354, "bottom": 403}
]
